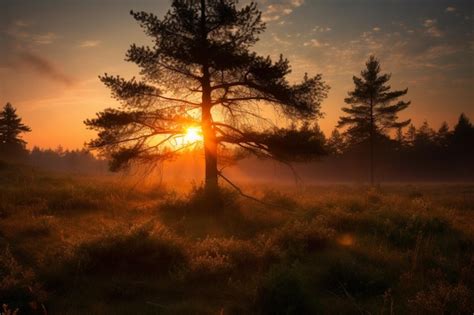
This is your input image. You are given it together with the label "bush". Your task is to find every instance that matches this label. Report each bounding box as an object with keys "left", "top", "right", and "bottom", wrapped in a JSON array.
[
  {"left": 408, "top": 280, "right": 473, "bottom": 314},
  {"left": 188, "top": 237, "right": 261, "bottom": 280},
  {"left": 262, "top": 217, "right": 335, "bottom": 260},
  {"left": 0, "top": 246, "right": 46, "bottom": 313},
  {"left": 72, "top": 225, "right": 187, "bottom": 278}
]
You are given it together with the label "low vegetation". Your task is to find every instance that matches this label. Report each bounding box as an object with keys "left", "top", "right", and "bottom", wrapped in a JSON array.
[{"left": 0, "top": 163, "right": 473, "bottom": 314}]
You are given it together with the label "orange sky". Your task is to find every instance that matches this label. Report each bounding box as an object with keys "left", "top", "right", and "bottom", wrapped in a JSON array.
[{"left": 1, "top": 0, "right": 473, "bottom": 150}]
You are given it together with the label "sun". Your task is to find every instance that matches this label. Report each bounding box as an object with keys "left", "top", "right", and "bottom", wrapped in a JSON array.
[{"left": 183, "top": 126, "right": 203, "bottom": 144}]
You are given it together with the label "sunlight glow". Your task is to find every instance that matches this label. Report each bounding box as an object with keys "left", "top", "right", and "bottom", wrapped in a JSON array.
[{"left": 183, "top": 127, "right": 203, "bottom": 144}]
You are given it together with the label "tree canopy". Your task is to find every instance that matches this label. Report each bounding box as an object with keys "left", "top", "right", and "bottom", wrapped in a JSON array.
[{"left": 85, "top": 0, "right": 329, "bottom": 193}]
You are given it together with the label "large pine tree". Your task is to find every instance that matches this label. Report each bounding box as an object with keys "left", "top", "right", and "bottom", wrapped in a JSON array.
[
  {"left": 337, "top": 56, "right": 410, "bottom": 184},
  {"left": 85, "top": 0, "right": 329, "bottom": 195}
]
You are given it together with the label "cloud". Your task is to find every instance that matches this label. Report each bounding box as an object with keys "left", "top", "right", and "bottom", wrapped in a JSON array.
[
  {"left": 14, "top": 20, "right": 29, "bottom": 27},
  {"left": 31, "top": 32, "right": 58, "bottom": 45},
  {"left": 262, "top": 0, "right": 304, "bottom": 22},
  {"left": 312, "top": 25, "right": 331, "bottom": 33},
  {"left": 373, "top": 27, "right": 381, "bottom": 32},
  {"left": 272, "top": 33, "right": 291, "bottom": 45},
  {"left": 17, "top": 51, "right": 74, "bottom": 86},
  {"left": 445, "top": 6, "right": 456, "bottom": 12},
  {"left": 423, "top": 19, "right": 443, "bottom": 37},
  {"left": 304, "top": 38, "right": 329, "bottom": 48},
  {"left": 5, "top": 22, "right": 58, "bottom": 45},
  {"left": 1, "top": 20, "right": 73, "bottom": 85},
  {"left": 78, "top": 40, "right": 101, "bottom": 48}
]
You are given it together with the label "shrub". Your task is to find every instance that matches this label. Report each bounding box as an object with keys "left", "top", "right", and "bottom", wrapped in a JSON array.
[
  {"left": 72, "top": 225, "right": 187, "bottom": 278},
  {"left": 0, "top": 246, "right": 46, "bottom": 313},
  {"left": 188, "top": 237, "right": 261, "bottom": 279},
  {"left": 408, "top": 280, "right": 473, "bottom": 314},
  {"left": 262, "top": 216, "right": 335, "bottom": 259}
]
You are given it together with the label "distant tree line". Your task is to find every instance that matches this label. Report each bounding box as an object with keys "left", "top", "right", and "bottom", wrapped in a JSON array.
[
  {"left": 319, "top": 113, "right": 474, "bottom": 182},
  {"left": 0, "top": 103, "right": 107, "bottom": 173},
  {"left": 2, "top": 48, "right": 473, "bottom": 183},
  {"left": 28, "top": 146, "right": 107, "bottom": 174}
]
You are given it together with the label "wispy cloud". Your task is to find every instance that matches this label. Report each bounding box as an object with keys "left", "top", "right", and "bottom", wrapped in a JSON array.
[
  {"left": 304, "top": 38, "right": 329, "bottom": 48},
  {"left": 272, "top": 33, "right": 291, "bottom": 46},
  {"left": 312, "top": 25, "right": 331, "bottom": 33},
  {"left": 445, "top": 6, "right": 456, "bottom": 13},
  {"left": 32, "top": 32, "right": 58, "bottom": 45},
  {"left": 373, "top": 27, "right": 381, "bottom": 32},
  {"left": 5, "top": 22, "right": 58, "bottom": 45},
  {"left": 78, "top": 40, "right": 101, "bottom": 48},
  {"left": 2, "top": 20, "right": 73, "bottom": 85},
  {"left": 17, "top": 51, "right": 74, "bottom": 86},
  {"left": 14, "top": 20, "right": 29, "bottom": 27},
  {"left": 423, "top": 19, "right": 443, "bottom": 38},
  {"left": 262, "top": 0, "right": 304, "bottom": 22}
]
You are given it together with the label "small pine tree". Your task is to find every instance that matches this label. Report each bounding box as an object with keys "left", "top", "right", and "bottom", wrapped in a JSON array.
[
  {"left": 0, "top": 103, "right": 31, "bottom": 160},
  {"left": 327, "top": 129, "right": 346, "bottom": 155},
  {"left": 337, "top": 56, "right": 411, "bottom": 184},
  {"left": 435, "top": 121, "right": 450, "bottom": 149},
  {"left": 414, "top": 121, "right": 435, "bottom": 148},
  {"left": 0, "top": 103, "right": 31, "bottom": 145},
  {"left": 451, "top": 113, "right": 474, "bottom": 152},
  {"left": 395, "top": 126, "right": 405, "bottom": 148},
  {"left": 405, "top": 124, "right": 417, "bottom": 147}
]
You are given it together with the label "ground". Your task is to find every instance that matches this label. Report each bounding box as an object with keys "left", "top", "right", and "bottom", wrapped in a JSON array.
[{"left": 0, "top": 162, "right": 473, "bottom": 314}]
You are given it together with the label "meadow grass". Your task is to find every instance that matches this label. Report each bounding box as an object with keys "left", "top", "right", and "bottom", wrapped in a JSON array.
[{"left": 0, "top": 163, "right": 473, "bottom": 314}]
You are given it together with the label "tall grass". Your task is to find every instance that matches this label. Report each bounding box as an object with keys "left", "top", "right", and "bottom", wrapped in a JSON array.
[{"left": 0, "top": 164, "right": 473, "bottom": 314}]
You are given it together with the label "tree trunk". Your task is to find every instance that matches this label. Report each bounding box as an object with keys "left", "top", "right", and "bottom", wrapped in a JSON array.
[
  {"left": 199, "top": 0, "right": 219, "bottom": 197},
  {"left": 202, "top": 101, "right": 218, "bottom": 195},
  {"left": 370, "top": 98, "right": 375, "bottom": 186},
  {"left": 370, "top": 131, "right": 374, "bottom": 185}
]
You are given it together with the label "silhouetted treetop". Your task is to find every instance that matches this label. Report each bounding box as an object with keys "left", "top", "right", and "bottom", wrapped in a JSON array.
[
  {"left": 0, "top": 102, "right": 31, "bottom": 161},
  {"left": 338, "top": 56, "right": 411, "bottom": 141},
  {"left": 0, "top": 103, "right": 31, "bottom": 146},
  {"left": 451, "top": 113, "right": 474, "bottom": 150}
]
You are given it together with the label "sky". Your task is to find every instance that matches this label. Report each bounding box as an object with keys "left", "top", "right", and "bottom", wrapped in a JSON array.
[{"left": 0, "top": 0, "right": 473, "bottom": 150}]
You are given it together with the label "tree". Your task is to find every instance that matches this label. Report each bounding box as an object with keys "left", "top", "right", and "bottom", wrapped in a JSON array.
[
  {"left": 452, "top": 113, "right": 474, "bottom": 149},
  {"left": 414, "top": 120, "right": 435, "bottom": 149},
  {"left": 85, "top": 0, "right": 329, "bottom": 196},
  {"left": 395, "top": 126, "right": 405, "bottom": 148},
  {"left": 0, "top": 103, "right": 31, "bottom": 160},
  {"left": 435, "top": 121, "right": 450, "bottom": 149},
  {"left": 405, "top": 124, "right": 417, "bottom": 147},
  {"left": 337, "top": 56, "right": 410, "bottom": 184},
  {"left": 454, "top": 113, "right": 473, "bottom": 131},
  {"left": 326, "top": 129, "right": 345, "bottom": 155}
]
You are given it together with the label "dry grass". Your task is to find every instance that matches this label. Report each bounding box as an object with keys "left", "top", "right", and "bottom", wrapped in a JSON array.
[{"left": 0, "top": 164, "right": 473, "bottom": 314}]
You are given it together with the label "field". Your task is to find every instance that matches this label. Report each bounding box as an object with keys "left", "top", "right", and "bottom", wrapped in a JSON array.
[{"left": 1, "top": 162, "right": 473, "bottom": 315}]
